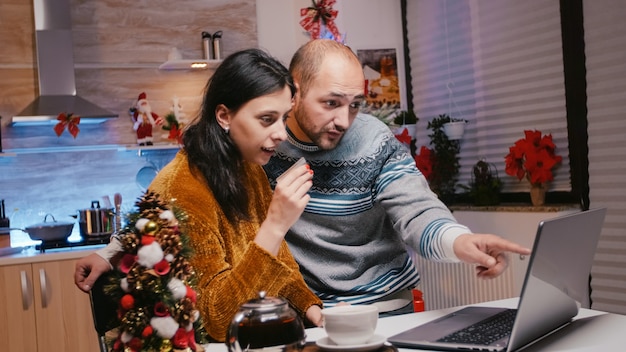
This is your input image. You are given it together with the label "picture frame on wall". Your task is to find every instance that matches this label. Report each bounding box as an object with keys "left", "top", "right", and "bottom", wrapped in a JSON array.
[{"left": 356, "top": 48, "right": 402, "bottom": 125}]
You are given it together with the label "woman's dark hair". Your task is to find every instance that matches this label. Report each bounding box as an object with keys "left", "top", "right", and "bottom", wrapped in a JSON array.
[{"left": 183, "top": 48, "right": 295, "bottom": 223}]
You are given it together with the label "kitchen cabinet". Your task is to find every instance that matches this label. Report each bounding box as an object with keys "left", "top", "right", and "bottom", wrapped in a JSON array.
[
  {"left": 0, "top": 257, "right": 99, "bottom": 351},
  {"left": 413, "top": 206, "right": 579, "bottom": 310}
]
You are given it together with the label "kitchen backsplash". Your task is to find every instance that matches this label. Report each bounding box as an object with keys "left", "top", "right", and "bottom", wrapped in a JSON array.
[{"left": 0, "top": 147, "right": 178, "bottom": 246}]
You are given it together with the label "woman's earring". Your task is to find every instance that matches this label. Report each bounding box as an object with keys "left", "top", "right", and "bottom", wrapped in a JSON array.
[{"left": 223, "top": 126, "right": 230, "bottom": 134}]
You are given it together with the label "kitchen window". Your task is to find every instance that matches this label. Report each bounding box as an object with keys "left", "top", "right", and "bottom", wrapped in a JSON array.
[{"left": 402, "top": 0, "right": 586, "bottom": 207}]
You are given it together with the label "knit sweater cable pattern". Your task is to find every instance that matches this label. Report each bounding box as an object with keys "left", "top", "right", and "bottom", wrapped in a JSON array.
[{"left": 264, "top": 114, "right": 471, "bottom": 307}]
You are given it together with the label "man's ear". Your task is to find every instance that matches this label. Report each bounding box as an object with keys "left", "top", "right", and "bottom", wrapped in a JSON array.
[
  {"left": 215, "top": 104, "right": 231, "bottom": 130},
  {"left": 294, "top": 82, "right": 301, "bottom": 98}
]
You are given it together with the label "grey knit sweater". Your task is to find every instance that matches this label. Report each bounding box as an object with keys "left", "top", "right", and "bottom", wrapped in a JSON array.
[{"left": 263, "top": 114, "right": 471, "bottom": 307}]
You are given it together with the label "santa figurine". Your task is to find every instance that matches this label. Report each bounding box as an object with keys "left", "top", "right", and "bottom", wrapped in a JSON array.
[{"left": 131, "top": 92, "right": 163, "bottom": 146}]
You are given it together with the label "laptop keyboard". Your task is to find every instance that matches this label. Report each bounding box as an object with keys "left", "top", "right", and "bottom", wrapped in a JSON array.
[{"left": 437, "top": 309, "right": 517, "bottom": 345}]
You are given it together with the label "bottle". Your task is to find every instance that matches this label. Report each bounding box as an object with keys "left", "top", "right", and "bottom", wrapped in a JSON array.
[
  {"left": 202, "top": 31, "right": 212, "bottom": 60},
  {"left": 212, "top": 30, "right": 223, "bottom": 60}
]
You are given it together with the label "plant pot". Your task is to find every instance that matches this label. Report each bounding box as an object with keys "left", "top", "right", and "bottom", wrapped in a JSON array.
[
  {"left": 473, "top": 186, "right": 501, "bottom": 206},
  {"left": 443, "top": 121, "right": 465, "bottom": 140},
  {"left": 530, "top": 184, "right": 546, "bottom": 206}
]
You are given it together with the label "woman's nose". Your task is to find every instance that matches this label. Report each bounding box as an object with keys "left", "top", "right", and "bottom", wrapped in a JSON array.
[{"left": 272, "top": 121, "right": 288, "bottom": 141}]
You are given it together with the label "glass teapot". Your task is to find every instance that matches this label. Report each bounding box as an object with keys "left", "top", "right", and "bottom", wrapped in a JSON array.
[{"left": 226, "top": 291, "right": 306, "bottom": 351}]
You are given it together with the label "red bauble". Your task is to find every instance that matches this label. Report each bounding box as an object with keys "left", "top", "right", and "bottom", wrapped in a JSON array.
[
  {"left": 141, "top": 325, "right": 154, "bottom": 338},
  {"left": 120, "top": 294, "right": 135, "bottom": 310}
]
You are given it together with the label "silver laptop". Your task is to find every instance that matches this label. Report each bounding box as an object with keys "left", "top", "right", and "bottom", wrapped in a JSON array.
[{"left": 388, "top": 208, "right": 607, "bottom": 352}]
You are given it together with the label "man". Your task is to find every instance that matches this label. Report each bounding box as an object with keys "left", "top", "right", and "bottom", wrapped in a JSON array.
[{"left": 262, "top": 39, "right": 530, "bottom": 314}]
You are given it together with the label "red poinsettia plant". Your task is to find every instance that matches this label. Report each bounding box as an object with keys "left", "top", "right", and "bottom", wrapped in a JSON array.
[
  {"left": 504, "top": 130, "right": 562, "bottom": 186},
  {"left": 414, "top": 146, "right": 434, "bottom": 181}
]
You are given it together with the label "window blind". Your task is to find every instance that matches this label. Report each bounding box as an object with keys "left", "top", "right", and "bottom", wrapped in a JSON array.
[
  {"left": 583, "top": 0, "right": 626, "bottom": 315},
  {"left": 405, "top": 0, "right": 571, "bottom": 194}
]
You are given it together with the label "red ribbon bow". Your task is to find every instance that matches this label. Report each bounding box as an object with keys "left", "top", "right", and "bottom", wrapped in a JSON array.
[
  {"left": 167, "top": 124, "right": 183, "bottom": 144},
  {"left": 54, "top": 112, "right": 81, "bottom": 138},
  {"left": 300, "top": 0, "right": 341, "bottom": 41}
]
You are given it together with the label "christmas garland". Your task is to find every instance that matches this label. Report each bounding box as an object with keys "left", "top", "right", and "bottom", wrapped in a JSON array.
[{"left": 102, "top": 190, "right": 208, "bottom": 351}]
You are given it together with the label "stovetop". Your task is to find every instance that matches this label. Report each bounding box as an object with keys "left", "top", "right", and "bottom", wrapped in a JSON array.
[{"left": 35, "top": 236, "right": 111, "bottom": 253}]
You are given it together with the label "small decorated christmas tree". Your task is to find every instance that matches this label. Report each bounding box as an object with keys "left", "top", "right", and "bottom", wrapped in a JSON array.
[{"left": 102, "top": 190, "right": 208, "bottom": 351}]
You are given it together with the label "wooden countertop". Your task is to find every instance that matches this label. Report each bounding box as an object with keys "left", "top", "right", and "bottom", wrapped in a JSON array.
[{"left": 0, "top": 244, "right": 104, "bottom": 266}]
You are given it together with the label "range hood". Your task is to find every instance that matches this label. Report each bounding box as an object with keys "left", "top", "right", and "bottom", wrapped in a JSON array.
[{"left": 12, "top": 0, "right": 117, "bottom": 125}]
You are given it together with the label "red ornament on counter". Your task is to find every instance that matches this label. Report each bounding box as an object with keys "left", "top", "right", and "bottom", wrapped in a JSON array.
[
  {"left": 412, "top": 289, "right": 425, "bottom": 312},
  {"left": 131, "top": 92, "right": 164, "bottom": 146}
]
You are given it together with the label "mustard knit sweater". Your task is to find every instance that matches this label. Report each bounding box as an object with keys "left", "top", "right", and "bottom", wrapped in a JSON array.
[{"left": 149, "top": 151, "right": 322, "bottom": 342}]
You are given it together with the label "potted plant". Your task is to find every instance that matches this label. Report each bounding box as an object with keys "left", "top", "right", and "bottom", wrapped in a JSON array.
[
  {"left": 461, "top": 159, "right": 502, "bottom": 206},
  {"left": 426, "top": 114, "right": 461, "bottom": 204},
  {"left": 393, "top": 110, "right": 419, "bottom": 126},
  {"left": 391, "top": 110, "right": 419, "bottom": 154},
  {"left": 504, "top": 130, "right": 562, "bottom": 206},
  {"left": 392, "top": 110, "right": 419, "bottom": 140},
  {"left": 442, "top": 116, "right": 467, "bottom": 140}
]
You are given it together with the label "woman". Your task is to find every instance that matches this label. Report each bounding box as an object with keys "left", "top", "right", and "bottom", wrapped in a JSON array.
[{"left": 74, "top": 48, "right": 323, "bottom": 341}]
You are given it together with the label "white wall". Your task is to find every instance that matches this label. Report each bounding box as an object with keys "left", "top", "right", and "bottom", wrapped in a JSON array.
[{"left": 256, "top": 0, "right": 407, "bottom": 109}]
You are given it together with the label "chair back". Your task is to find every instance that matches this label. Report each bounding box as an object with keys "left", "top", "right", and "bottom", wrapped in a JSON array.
[{"left": 89, "top": 273, "right": 119, "bottom": 352}]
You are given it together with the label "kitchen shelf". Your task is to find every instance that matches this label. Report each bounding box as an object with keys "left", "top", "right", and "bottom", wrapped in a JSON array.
[{"left": 158, "top": 59, "right": 222, "bottom": 70}]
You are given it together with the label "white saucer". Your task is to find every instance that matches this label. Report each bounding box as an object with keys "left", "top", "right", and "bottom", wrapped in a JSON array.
[{"left": 316, "top": 334, "right": 387, "bottom": 351}]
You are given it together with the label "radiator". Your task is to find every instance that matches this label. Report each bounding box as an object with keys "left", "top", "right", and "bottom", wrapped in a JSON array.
[{"left": 413, "top": 254, "right": 516, "bottom": 311}]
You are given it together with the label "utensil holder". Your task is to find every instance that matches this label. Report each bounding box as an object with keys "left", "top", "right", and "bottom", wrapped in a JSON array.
[
  {"left": 1, "top": 217, "right": 10, "bottom": 247},
  {"left": 0, "top": 217, "right": 9, "bottom": 235}
]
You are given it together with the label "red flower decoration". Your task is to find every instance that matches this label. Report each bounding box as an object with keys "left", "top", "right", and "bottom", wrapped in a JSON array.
[
  {"left": 53, "top": 112, "right": 80, "bottom": 138},
  {"left": 187, "top": 329, "right": 198, "bottom": 351},
  {"left": 414, "top": 146, "right": 434, "bottom": 181},
  {"left": 394, "top": 127, "right": 412, "bottom": 146},
  {"left": 154, "top": 259, "right": 170, "bottom": 275},
  {"left": 141, "top": 325, "right": 153, "bottom": 338},
  {"left": 300, "top": 0, "right": 341, "bottom": 41},
  {"left": 127, "top": 337, "right": 142, "bottom": 352},
  {"left": 504, "top": 130, "right": 562, "bottom": 186},
  {"left": 141, "top": 235, "right": 156, "bottom": 246},
  {"left": 119, "top": 254, "right": 137, "bottom": 274},
  {"left": 153, "top": 302, "right": 170, "bottom": 317},
  {"left": 172, "top": 328, "right": 189, "bottom": 349},
  {"left": 168, "top": 123, "right": 183, "bottom": 144},
  {"left": 120, "top": 293, "right": 135, "bottom": 310},
  {"left": 186, "top": 286, "right": 197, "bottom": 303}
]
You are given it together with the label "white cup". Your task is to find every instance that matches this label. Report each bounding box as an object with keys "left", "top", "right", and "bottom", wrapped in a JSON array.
[{"left": 321, "top": 304, "right": 379, "bottom": 345}]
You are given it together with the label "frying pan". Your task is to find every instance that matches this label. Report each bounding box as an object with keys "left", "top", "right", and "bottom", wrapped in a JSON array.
[{"left": 0, "top": 214, "right": 74, "bottom": 242}]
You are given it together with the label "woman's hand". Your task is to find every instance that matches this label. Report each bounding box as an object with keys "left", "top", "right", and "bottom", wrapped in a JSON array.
[{"left": 255, "top": 163, "right": 313, "bottom": 255}]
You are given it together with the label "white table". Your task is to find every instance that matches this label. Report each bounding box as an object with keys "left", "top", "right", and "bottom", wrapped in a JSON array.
[{"left": 203, "top": 298, "right": 626, "bottom": 351}]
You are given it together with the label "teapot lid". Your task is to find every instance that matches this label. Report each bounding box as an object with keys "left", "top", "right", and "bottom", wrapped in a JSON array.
[{"left": 241, "top": 291, "right": 288, "bottom": 313}]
